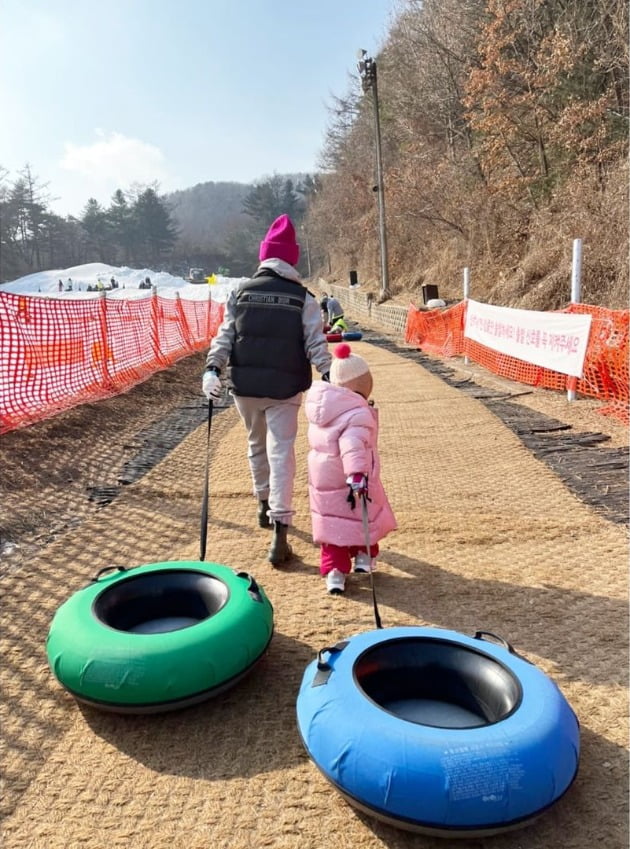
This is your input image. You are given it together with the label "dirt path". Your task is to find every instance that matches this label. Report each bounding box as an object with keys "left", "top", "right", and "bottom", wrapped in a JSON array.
[
  {"left": 2, "top": 331, "right": 626, "bottom": 573},
  {"left": 1, "top": 338, "right": 628, "bottom": 849}
]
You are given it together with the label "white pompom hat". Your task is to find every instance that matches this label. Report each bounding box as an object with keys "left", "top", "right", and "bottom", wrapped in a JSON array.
[{"left": 330, "top": 343, "right": 370, "bottom": 386}]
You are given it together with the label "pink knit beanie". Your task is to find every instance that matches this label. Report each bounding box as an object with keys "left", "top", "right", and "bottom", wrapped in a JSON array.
[{"left": 259, "top": 214, "right": 300, "bottom": 266}]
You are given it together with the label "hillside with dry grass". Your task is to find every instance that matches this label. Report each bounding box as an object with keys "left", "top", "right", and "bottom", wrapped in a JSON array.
[{"left": 307, "top": 0, "right": 629, "bottom": 311}]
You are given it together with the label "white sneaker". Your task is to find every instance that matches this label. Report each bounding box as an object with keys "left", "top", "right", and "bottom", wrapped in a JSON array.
[
  {"left": 326, "top": 569, "right": 346, "bottom": 594},
  {"left": 354, "top": 552, "right": 376, "bottom": 573}
]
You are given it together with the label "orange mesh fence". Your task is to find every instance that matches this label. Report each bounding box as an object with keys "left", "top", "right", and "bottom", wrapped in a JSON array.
[
  {"left": 405, "top": 301, "right": 629, "bottom": 424},
  {"left": 0, "top": 292, "right": 224, "bottom": 434},
  {"left": 404, "top": 301, "right": 467, "bottom": 358}
]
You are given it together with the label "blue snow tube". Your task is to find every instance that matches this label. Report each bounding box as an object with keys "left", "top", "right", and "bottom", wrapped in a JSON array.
[{"left": 296, "top": 627, "right": 579, "bottom": 837}]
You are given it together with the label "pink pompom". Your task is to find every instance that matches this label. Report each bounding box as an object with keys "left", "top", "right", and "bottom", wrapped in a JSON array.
[{"left": 334, "top": 343, "right": 352, "bottom": 359}]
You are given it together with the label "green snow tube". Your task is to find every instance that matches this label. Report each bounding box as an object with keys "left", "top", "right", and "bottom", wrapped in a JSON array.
[{"left": 46, "top": 560, "right": 274, "bottom": 713}]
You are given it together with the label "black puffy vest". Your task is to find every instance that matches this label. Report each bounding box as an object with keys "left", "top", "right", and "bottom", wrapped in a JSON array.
[{"left": 230, "top": 271, "right": 311, "bottom": 399}]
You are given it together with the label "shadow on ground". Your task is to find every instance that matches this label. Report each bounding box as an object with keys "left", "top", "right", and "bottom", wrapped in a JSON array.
[
  {"left": 79, "top": 630, "right": 314, "bottom": 780},
  {"left": 342, "top": 549, "right": 628, "bottom": 688}
]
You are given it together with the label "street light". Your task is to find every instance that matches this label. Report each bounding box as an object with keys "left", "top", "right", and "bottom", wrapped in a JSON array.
[{"left": 357, "top": 49, "right": 390, "bottom": 300}]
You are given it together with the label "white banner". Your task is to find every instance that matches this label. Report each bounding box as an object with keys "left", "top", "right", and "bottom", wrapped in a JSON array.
[{"left": 464, "top": 299, "right": 592, "bottom": 378}]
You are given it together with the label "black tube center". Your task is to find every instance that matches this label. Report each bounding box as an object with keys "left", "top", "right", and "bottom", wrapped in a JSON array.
[
  {"left": 93, "top": 570, "right": 229, "bottom": 633},
  {"left": 354, "top": 637, "right": 521, "bottom": 728}
]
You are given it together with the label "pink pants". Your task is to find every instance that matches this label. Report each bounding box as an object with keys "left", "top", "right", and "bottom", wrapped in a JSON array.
[{"left": 320, "top": 542, "right": 379, "bottom": 576}]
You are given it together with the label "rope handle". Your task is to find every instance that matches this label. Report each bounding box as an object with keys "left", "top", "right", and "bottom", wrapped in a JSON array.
[
  {"left": 360, "top": 492, "right": 382, "bottom": 629},
  {"left": 199, "top": 398, "right": 213, "bottom": 561}
]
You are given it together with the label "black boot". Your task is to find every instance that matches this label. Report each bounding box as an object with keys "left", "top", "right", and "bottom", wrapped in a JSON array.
[
  {"left": 268, "top": 521, "right": 292, "bottom": 566},
  {"left": 258, "top": 499, "right": 272, "bottom": 529}
]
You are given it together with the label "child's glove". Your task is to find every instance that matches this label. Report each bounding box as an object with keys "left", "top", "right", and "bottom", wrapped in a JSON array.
[
  {"left": 346, "top": 473, "right": 369, "bottom": 509},
  {"left": 202, "top": 369, "right": 223, "bottom": 400},
  {"left": 346, "top": 473, "right": 368, "bottom": 495}
]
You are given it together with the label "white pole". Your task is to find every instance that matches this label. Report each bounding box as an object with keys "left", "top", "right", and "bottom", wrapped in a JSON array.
[
  {"left": 463, "top": 267, "right": 470, "bottom": 365},
  {"left": 568, "top": 239, "right": 582, "bottom": 401},
  {"left": 571, "top": 239, "right": 582, "bottom": 304}
]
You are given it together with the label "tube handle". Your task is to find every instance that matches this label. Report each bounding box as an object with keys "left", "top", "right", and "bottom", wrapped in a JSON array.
[
  {"left": 473, "top": 630, "right": 514, "bottom": 652},
  {"left": 235, "top": 571, "right": 263, "bottom": 603},
  {"left": 312, "top": 640, "right": 350, "bottom": 687},
  {"left": 474, "top": 630, "right": 531, "bottom": 664},
  {"left": 91, "top": 565, "right": 128, "bottom": 582}
]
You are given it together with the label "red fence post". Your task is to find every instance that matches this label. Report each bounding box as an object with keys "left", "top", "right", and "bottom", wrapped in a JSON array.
[
  {"left": 150, "top": 285, "right": 169, "bottom": 367},
  {"left": 175, "top": 291, "right": 194, "bottom": 353},
  {"left": 98, "top": 291, "right": 111, "bottom": 388}
]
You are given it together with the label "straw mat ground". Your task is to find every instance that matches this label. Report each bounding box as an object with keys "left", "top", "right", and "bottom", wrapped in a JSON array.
[{"left": 1, "top": 341, "right": 628, "bottom": 849}]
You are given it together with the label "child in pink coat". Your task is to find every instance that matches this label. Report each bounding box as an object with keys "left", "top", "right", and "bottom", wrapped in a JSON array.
[{"left": 304, "top": 343, "right": 397, "bottom": 594}]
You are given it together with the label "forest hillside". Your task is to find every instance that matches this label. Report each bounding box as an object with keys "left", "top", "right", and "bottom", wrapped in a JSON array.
[
  {"left": 307, "top": 0, "right": 629, "bottom": 310},
  {"left": 166, "top": 181, "right": 251, "bottom": 252}
]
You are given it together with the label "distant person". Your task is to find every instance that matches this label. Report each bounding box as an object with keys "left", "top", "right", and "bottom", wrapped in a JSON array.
[
  {"left": 145, "top": 276, "right": 151, "bottom": 288},
  {"left": 330, "top": 315, "right": 348, "bottom": 333},
  {"left": 319, "top": 293, "right": 329, "bottom": 326},
  {"left": 110, "top": 276, "right": 117, "bottom": 289},
  {"left": 58, "top": 279, "right": 63, "bottom": 292},
  {"left": 304, "top": 343, "right": 397, "bottom": 594},
  {"left": 202, "top": 214, "right": 331, "bottom": 566},
  {"left": 326, "top": 295, "right": 343, "bottom": 327}
]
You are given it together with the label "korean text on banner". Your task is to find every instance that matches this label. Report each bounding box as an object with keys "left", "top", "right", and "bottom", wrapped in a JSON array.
[{"left": 464, "top": 299, "right": 592, "bottom": 378}]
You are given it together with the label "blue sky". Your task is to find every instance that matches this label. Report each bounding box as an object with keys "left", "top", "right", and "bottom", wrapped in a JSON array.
[{"left": 1, "top": 0, "right": 395, "bottom": 217}]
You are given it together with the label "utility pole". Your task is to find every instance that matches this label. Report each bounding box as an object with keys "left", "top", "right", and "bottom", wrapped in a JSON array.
[
  {"left": 303, "top": 226, "right": 312, "bottom": 278},
  {"left": 357, "top": 49, "right": 390, "bottom": 301}
]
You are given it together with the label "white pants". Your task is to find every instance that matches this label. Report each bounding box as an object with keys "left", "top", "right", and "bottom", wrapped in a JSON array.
[{"left": 232, "top": 393, "right": 302, "bottom": 526}]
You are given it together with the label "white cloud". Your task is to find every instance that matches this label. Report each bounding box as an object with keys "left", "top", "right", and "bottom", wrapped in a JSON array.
[{"left": 60, "top": 131, "right": 171, "bottom": 189}]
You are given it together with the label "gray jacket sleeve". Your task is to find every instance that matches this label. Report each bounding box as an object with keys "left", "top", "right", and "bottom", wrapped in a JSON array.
[
  {"left": 205, "top": 289, "right": 237, "bottom": 373},
  {"left": 303, "top": 293, "right": 332, "bottom": 375}
]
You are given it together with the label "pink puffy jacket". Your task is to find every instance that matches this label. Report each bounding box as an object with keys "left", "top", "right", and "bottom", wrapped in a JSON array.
[{"left": 304, "top": 381, "right": 397, "bottom": 547}]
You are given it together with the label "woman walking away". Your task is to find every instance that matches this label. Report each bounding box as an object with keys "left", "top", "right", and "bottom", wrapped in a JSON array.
[
  {"left": 202, "top": 214, "right": 331, "bottom": 566},
  {"left": 304, "top": 343, "right": 396, "bottom": 594}
]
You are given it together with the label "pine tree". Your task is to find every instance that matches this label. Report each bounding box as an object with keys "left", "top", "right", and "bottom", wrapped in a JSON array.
[
  {"left": 242, "top": 175, "right": 303, "bottom": 229},
  {"left": 107, "top": 189, "right": 134, "bottom": 264},
  {"left": 81, "top": 198, "right": 111, "bottom": 261},
  {"left": 132, "top": 188, "right": 178, "bottom": 265}
]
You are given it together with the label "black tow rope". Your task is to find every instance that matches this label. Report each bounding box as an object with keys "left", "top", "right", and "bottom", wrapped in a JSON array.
[
  {"left": 361, "top": 493, "right": 383, "bottom": 629},
  {"left": 199, "top": 398, "right": 213, "bottom": 561}
]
